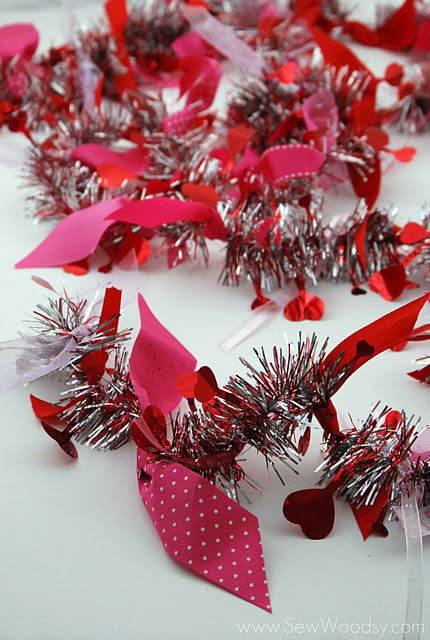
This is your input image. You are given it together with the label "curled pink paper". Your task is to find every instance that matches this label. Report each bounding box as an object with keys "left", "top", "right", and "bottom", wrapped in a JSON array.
[
  {"left": 256, "top": 144, "right": 326, "bottom": 184},
  {"left": 15, "top": 197, "right": 129, "bottom": 269},
  {"left": 0, "top": 23, "right": 39, "bottom": 62},
  {"left": 108, "top": 197, "right": 227, "bottom": 241},
  {"left": 129, "top": 294, "right": 197, "bottom": 415},
  {"left": 137, "top": 451, "right": 272, "bottom": 611}
]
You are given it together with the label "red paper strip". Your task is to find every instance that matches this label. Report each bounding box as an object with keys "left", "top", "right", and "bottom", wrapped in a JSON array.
[
  {"left": 98, "top": 286, "right": 122, "bottom": 336},
  {"left": 323, "top": 294, "right": 429, "bottom": 388}
]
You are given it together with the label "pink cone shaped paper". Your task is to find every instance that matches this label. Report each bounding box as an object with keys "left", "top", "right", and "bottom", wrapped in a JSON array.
[
  {"left": 129, "top": 294, "right": 197, "bottom": 415},
  {"left": 137, "top": 450, "right": 272, "bottom": 611}
]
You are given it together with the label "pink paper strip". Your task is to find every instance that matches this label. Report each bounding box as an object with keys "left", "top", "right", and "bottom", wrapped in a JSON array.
[
  {"left": 137, "top": 451, "right": 272, "bottom": 611},
  {"left": 129, "top": 294, "right": 197, "bottom": 415},
  {"left": 182, "top": 5, "right": 265, "bottom": 78},
  {"left": 256, "top": 144, "right": 326, "bottom": 184},
  {"left": 15, "top": 197, "right": 129, "bottom": 269},
  {"left": 0, "top": 23, "right": 39, "bottom": 62},
  {"left": 108, "top": 197, "right": 227, "bottom": 241}
]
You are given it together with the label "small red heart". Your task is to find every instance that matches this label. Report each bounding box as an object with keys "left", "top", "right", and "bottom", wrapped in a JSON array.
[
  {"left": 389, "top": 146, "right": 416, "bottom": 163},
  {"left": 399, "top": 222, "right": 430, "bottom": 245},
  {"left": 283, "top": 485, "right": 336, "bottom": 539},
  {"left": 355, "top": 340, "right": 375, "bottom": 358},
  {"left": 194, "top": 366, "right": 221, "bottom": 403},
  {"left": 30, "top": 394, "right": 61, "bottom": 419},
  {"left": 181, "top": 183, "right": 219, "bottom": 208},
  {"left": 283, "top": 291, "right": 325, "bottom": 321},
  {"left": 176, "top": 371, "right": 199, "bottom": 399},
  {"left": 62, "top": 258, "right": 89, "bottom": 276},
  {"left": 132, "top": 421, "right": 154, "bottom": 451},
  {"left": 143, "top": 405, "right": 169, "bottom": 449},
  {"left": 41, "top": 422, "right": 78, "bottom": 459},
  {"left": 368, "top": 263, "right": 407, "bottom": 301}
]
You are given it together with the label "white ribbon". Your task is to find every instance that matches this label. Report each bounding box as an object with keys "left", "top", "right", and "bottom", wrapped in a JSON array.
[{"left": 400, "top": 486, "right": 424, "bottom": 640}]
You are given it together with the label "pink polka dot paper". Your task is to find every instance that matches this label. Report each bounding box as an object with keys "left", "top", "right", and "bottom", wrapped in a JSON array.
[{"left": 137, "top": 449, "right": 272, "bottom": 612}]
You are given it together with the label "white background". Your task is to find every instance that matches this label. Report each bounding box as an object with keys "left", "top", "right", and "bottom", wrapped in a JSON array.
[{"left": 0, "top": 2, "right": 429, "bottom": 639}]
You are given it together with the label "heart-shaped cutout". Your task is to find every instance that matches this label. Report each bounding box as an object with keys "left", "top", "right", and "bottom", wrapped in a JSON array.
[
  {"left": 283, "top": 485, "right": 336, "bottom": 539},
  {"left": 283, "top": 291, "right": 325, "bottom": 321},
  {"left": 176, "top": 371, "right": 199, "bottom": 399},
  {"left": 368, "top": 263, "right": 407, "bottom": 301},
  {"left": 143, "top": 405, "right": 169, "bottom": 449},
  {"left": 355, "top": 339, "right": 375, "bottom": 358},
  {"left": 194, "top": 366, "right": 221, "bottom": 403},
  {"left": 41, "top": 421, "right": 78, "bottom": 459},
  {"left": 399, "top": 221, "right": 430, "bottom": 245}
]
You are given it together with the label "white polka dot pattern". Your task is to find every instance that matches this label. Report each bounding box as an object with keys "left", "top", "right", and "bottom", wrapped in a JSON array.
[{"left": 137, "top": 449, "right": 272, "bottom": 612}]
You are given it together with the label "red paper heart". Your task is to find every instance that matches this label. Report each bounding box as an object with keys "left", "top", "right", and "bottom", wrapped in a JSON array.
[
  {"left": 30, "top": 394, "right": 61, "bottom": 419},
  {"left": 41, "top": 422, "right": 78, "bottom": 459},
  {"left": 143, "top": 405, "right": 170, "bottom": 449},
  {"left": 368, "top": 263, "right": 407, "bottom": 301},
  {"left": 384, "top": 62, "right": 404, "bottom": 86},
  {"left": 283, "top": 485, "right": 336, "bottom": 539},
  {"left": 399, "top": 222, "right": 430, "bottom": 245},
  {"left": 62, "top": 258, "right": 89, "bottom": 276},
  {"left": 283, "top": 291, "right": 325, "bottom": 321},
  {"left": 176, "top": 371, "right": 199, "bottom": 399},
  {"left": 388, "top": 146, "right": 416, "bottom": 163},
  {"left": 194, "top": 366, "right": 220, "bottom": 403}
]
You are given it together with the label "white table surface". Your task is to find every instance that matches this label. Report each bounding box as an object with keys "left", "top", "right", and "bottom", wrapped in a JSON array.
[{"left": 0, "top": 2, "right": 429, "bottom": 639}]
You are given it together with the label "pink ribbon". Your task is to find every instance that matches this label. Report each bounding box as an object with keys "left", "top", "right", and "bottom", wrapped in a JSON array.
[
  {"left": 15, "top": 197, "right": 129, "bottom": 269},
  {"left": 108, "top": 197, "right": 227, "bottom": 241},
  {"left": 137, "top": 451, "right": 272, "bottom": 611},
  {"left": 255, "top": 144, "right": 326, "bottom": 184},
  {"left": 15, "top": 197, "right": 227, "bottom": 269}
]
